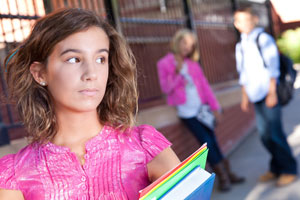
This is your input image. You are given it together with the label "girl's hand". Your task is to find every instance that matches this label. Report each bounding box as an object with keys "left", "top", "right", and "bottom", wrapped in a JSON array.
[
  {"left": 213, "top": 110, "right": 222, "bottom": 122},
  {"left": 265, "top": 78, "right": 278, "bottom": 108},
  {"left": 175, "top": 55, "right": 183, "bottom": 73},
  {"left": 265, "top": 92, "right": 278, "bottom": 108},
  {"left": 241, "top": 86, "right": 249, "bottom": 112},
  {"left": 241, "top": 97, "right": 249, "bottom": 112}
]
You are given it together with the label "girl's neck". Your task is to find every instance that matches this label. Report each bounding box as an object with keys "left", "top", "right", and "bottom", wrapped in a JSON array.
[
  {"left": 52, "top": 110, "right": 103, "bottom": 148},
  {"left": 51, "top": 110, "right": 103, "bottom": 166}
]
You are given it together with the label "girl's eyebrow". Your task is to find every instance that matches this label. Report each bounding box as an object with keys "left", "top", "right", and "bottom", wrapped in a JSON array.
[
  {"left": 60, "top": 48, "right": 109, "bottom": 56},
  {"left": 60, "top": 49, "right": 81, "bottom": 56},
  {"left": 97, "top": 49, "right": 109, "bottom": 54}
]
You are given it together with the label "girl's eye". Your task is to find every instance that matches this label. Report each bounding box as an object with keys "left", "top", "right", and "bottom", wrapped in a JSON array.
[
  {"left": 67, "top": 57, "right": 80, "bottom": 63},
  {"left": 96, "top": 57, "right": 105, "bottom": 64}
]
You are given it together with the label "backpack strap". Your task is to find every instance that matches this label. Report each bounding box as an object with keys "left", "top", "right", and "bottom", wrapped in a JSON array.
[
  {"left": 255, "top": 32, "right": 267, "bottom": 68},
  {"left": 238, "top": 32, "right": 267, "bottom": 71}
]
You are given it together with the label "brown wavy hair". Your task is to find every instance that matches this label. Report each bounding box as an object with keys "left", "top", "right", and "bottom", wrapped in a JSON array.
[{"left": 4, "top": 8, "right": 138, "bottom": 143}]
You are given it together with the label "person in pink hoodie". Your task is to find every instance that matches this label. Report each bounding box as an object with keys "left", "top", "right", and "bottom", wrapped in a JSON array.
[
  {"left": 157, "top": 29, "right": 245, "bottom": 191},
  {"left": 0, "top": 8, "right": 180, "bottom": 199}
]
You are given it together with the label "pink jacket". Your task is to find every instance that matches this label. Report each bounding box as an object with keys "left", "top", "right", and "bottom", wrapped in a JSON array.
[{"left": 157, "top": 53, "right": 220, "bottom": 111}]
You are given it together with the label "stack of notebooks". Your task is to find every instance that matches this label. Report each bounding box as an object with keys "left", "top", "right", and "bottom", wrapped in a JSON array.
[{"left": 139, "top": 143, "right": 215, "bottom": 200}]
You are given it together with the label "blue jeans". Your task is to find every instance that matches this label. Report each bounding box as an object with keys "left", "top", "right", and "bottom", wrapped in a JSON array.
[
  {"left": 181, "top": 117, "right": 224, "bottom": 166},
  {"left": 254, "top": 99, "right": 297, "bottom": 175}
]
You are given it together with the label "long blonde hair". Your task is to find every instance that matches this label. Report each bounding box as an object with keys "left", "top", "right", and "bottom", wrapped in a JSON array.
[{"left": 170, "top": 29, "right": 200, "bottom": 62}]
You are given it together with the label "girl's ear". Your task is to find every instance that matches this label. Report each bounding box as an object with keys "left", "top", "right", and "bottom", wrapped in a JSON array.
[{"left": 30, "top": 62, "right": 47, "bottom": 86}]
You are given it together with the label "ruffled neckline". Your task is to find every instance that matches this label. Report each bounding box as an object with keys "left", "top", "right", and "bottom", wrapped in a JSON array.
[{"left": 41, "top": 125, "right": 112, "bottom": 154}]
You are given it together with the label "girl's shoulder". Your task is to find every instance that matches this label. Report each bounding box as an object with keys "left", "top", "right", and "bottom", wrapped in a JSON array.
[
  {"left": 0, "top": 144, "right": 37, "bottom": 169},
  {"left": 157, "top": 53, "right": 175, "bottom": 66},
  {"left": 0, "top": 144, "right": 37, "bottom": 190},
  {"left": 130, "top": 125, "right": 169, "bottom": 142},
  {"left": 125, "top": 125, "right": 172, "bottom": 163},
  {"left": 0, "top": 152, "right": 18, "bottom": 189}
]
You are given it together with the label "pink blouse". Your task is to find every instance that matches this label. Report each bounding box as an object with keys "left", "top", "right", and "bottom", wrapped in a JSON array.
[{"left": 0, "top": 125, "right": 171, "bottom": 200}]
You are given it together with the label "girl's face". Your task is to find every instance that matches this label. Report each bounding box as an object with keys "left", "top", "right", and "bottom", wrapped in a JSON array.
[
  {"left": 43, "top": 26, "right": 109, "bottom": 114},
  {"left": 178, "top": 34, "right": 195, "bottom": 58}
]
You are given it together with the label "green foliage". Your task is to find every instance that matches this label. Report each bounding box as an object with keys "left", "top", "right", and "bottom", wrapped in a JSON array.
[{"left": 277, "top": 28, "right": 300, "bottom": 63}]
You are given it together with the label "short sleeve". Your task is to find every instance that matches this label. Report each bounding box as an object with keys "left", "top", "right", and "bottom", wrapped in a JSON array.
[
  {"left": 137, "top": 125, "right": 172, "bottom": 163},
  {"left": 0, "top": 154, "right": 19, "bottom": 190}
]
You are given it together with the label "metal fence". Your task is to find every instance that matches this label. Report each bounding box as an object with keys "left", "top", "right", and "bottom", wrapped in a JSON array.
[{"left": 0, "top": 0, "right": 272, "bottom": 141}]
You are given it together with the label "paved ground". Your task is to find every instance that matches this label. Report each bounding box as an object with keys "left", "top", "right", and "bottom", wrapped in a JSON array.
[{"left": 211, "top": 77, "right": 300, "bottom": 200}]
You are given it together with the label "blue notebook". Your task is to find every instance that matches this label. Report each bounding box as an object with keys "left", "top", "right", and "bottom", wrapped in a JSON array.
[{"left": 159, "top": 166, "right": 215, "bottom": 200}]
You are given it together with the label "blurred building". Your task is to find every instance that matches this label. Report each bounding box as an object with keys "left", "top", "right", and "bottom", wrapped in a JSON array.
[{"left": 270, "top": 0, "right": 300, "bottom": 36}]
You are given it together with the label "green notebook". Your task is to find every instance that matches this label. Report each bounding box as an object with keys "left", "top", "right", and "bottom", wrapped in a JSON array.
[{"left": 142, "top": 148, "right": 208, "bottom": 200}]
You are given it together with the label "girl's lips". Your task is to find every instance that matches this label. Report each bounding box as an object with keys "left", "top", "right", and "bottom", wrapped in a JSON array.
[{"left": 79, "top": 89, "right": 99, "bottom": 96}]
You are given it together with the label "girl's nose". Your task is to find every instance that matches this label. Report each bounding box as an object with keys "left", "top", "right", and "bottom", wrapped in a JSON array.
[{"left": 81, "top": 61, "right": 97, "bottom": 81}]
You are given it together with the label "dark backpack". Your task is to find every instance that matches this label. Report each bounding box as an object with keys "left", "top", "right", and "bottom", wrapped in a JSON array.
[
  {"left": 239, "top": 32, "right": 297, "bottom": 106},
  {"left": 255, "top": 32, "right": 297, "bottom": 106}
]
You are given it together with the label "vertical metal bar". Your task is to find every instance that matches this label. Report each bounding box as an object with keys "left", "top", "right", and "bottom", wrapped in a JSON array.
[
  {"left": 81, "top": 0, "right": 87, "bottom": 9},
  {"left": 104, "top": 0, "right": 114, "bottom": 25},
  {"left": 43, "top": 0, "right": 53, "bottom": 14},
  {"left": 99, "top": 0, "right": 106, "bottom": 17},
  {"left": 23, "top": 0, "right": 32, "bottom": 17},
  {"left": 265, "top": 0, "right": 274, "bottom": 37},
  {"left": 86, "top": 0, "right": 92, "bottom": 10},
  {"left": 73, "top": 0, "right": 80, "bottom": 8},
  {"left": 22, "top": 0, "right": 33, "bottom": 43},
  {"left": 6, "top": 0, "right": 16, "bottom": 41},
  {"left": 231, "top": 0, "right": 240, "bottom": 40},
  {"left": 67, "top": 0, "right": 73, "bottom": 7},
  {"left": 104, "top": 0, "right": 122, "bottom": 33},
  {"left": 231, "top": 0, "right": 237, "bottom": 12},
  {"left": 58, "top": 0, "right": 65, "bottom": 9},
  {"left": 15, "top": 0, "right": 26, "bottom": 40},
  {"left": 52, "top": 0, "right": 59, "bottom": 10},
  {"left": 182, "top": 0, "right": 194, "bottom": 30},
  {"left": 31, "top": 0, "right": 38, "bottom": 16},
  {"left": 92, "top": 0, "right": 100, "bottom": 13}
]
